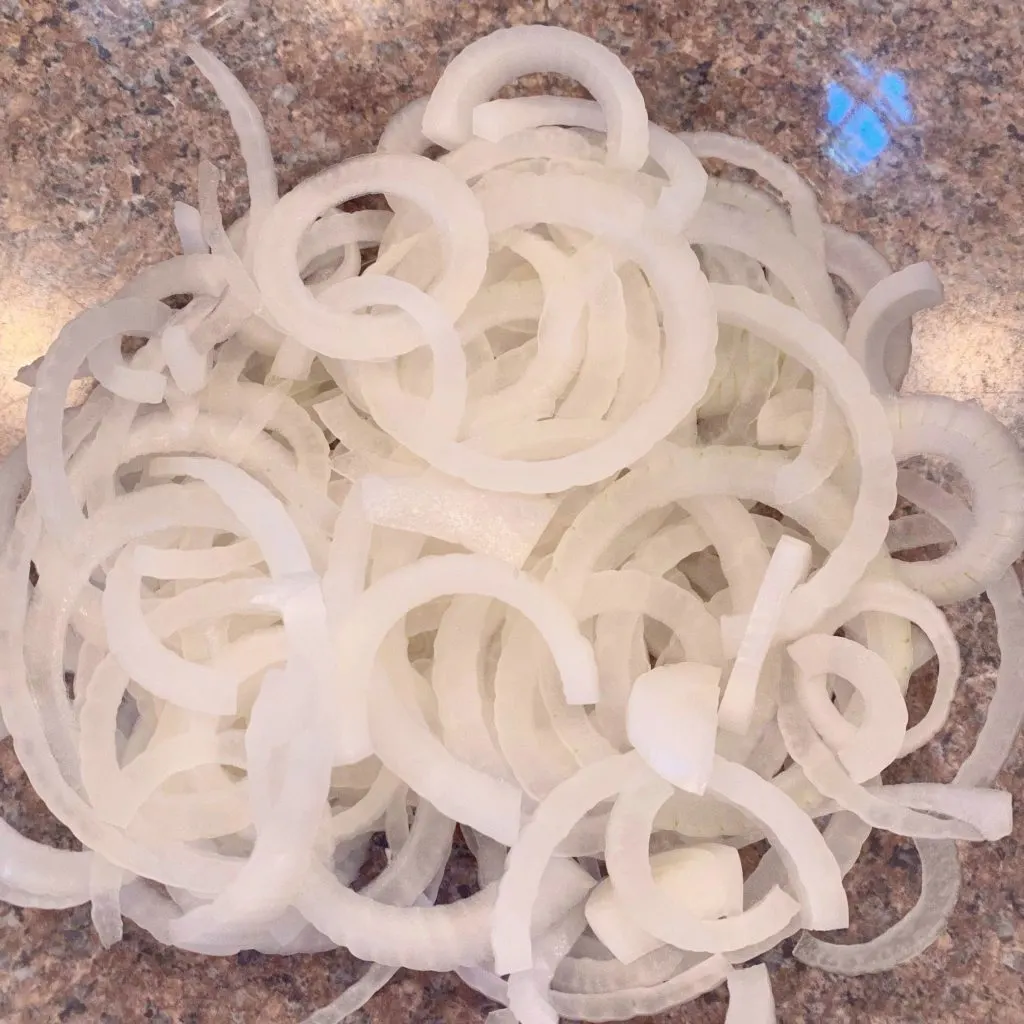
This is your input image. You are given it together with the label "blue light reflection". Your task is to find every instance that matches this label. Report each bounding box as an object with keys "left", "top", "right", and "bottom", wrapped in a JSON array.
[{"left": 823, "top": 58, "right": 912, "bottom": 174}]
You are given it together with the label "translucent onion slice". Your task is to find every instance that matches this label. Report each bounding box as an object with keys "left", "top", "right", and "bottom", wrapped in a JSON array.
[
  {"left": 187, "top": 43, "right": 278, "bottom": 243},
  {"left": 709, "top": 757, "right": 849, "bottom": 930},
  {"left": 26, "top": 298, "right": 171, "bottom": 545},
  {"left": 297, "top": 856, "right": 595, "bottom": 971},
  {"left": 778, "top": 685, "right": 1008, "bottom": 841},
  {"left": 173, "top": 201, "right": 208, "bottom": 254},
  {"left": 682, "top": 131, "right": 824, "bottom": 261},
  {"left": 885, "top": 393, "right": 1024, "bottom": 603},
  {"left": 160, "top": 319, "right": 211, "bottom": 396},
  {"left": 547, "top": 954, "right": 730, "bottom": 1022},
  {"left": 794, "top": 838, "right": 960, "bottom": 976},
  {"left": 301, "top": 964, "right": 398, "bottom": 1024},
  {"left": 422, "top": 25, "right": 650, "bottom": 170},
  {"left": 724, "top": 964, "right": 776, "bottom": 1024},
  {"left": 824, "top": 225, "right": 914, "bottom": 390},
  {"left": 493, "top": 753, "right": 649, "bottom": 975},
  {"left": 814, "top": 578, "right": 960, "bottom": 756},
  {"left": 895, "top": 471, "right": 1024, "bottom": 786},
  {"left": 712, "top": 285, "right": 896, "bottom": 635},
  {"left": 88, "top": 856, "right": 127, "bottom": 948},
  {"left": 0, "top": 818, "right": 93, "bottom": 904}
]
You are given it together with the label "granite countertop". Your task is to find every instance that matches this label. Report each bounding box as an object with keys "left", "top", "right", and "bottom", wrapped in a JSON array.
[{"left": 1, "top": 1, "right": 1023, "bottom": 1022}]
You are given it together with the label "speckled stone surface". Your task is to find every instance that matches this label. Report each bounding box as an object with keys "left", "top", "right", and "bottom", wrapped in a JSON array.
[{"left": 1, "top": 1, "right": 1023, "bottom": 1022}]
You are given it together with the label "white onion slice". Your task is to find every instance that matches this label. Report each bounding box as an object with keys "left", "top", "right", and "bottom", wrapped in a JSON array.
[
  {"left": 719, "top": 535, "right": 811, "bottom": 734},
  {"left": 626, "top": 663, "right": 721, "bottom": 795},
  {"left": 173, "top": 201, "right": 208, "bottom": 255},
  {"left": 423, "top": 25, "right": 649, "bottom": 170},
  {"left": 585, "top": 844, "right": 743, "bottom": 963},
  {"left": 469, "top": 95, "right": 707, "bottom": 232},
  {"left": 886, "top": 393, "right": 1024, "bottom": 603},
  {"left": 334, "top": 552, "right": 599, "bottom": 763},
  {"left": 89, "top": 856, "right": 127, "bottom": 948},
  {"left": 253, "top": 154, "right": 489, "bottom": 358},
  {"left": 786, "top": 634, "right": 907, "bottom": 781},
  {"left": 368, "top": 665, "right": 522, "bottom": 844},
  {"left": 724, "top": 964, "right": 776, "bottom": 1024},
  {"left": 359, "top": 471, "right": 556, "bottom": 569},
  {"left": 27, "top": 298, "right": 171, "bottom": 544},
  {"left": 604, "top": 779, "right": 801, "bottom": 953},
  {"left": 845, "top": 263, "right": 942, "bottom": 397},
  {"left": 187, "top": 43, "right": 278, "bottom": 247},
  {"left": 102, "top": 545, "right": 239, "bottom": 715}
]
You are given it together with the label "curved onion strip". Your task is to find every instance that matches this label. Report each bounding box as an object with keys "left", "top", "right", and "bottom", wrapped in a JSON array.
[
  {"left": 719, "top": 535, "right": 811, "bottom": 733},
  {"left": 585, "top": 845, "right": 743, "bottom": 963},
  {"left": 683, "top": 131, "right": 824, "bottom": 261},
  {"left": 724, "top": 964, "right": 776, "bottom": 1024},
  {"left": 604, "top": 779, "right": 801, "bottom": 953},
  {"left": 297, "top": 856, "right": 594, "bottom": 971},
  {"left": 253, "top": 154, "right": 489, "bottom": 358},
  {"left": 173, "top": 201, "right": 208, "bottom": 254},
  {"left": 493, "top": 753, "right": 648, "bottom": 975},
  {"left": 822, "top": 223, "right": 912, "bottom": 389},
  {"left": 814, "top": 578, "right": 960, "bottom": 756},
  {"left": 187, "top": 44, "right": 277, "bottom": 245},
  {"left": 894, "top": 470, "right": 1024, "bottom": 785},
  {"left": 334, "top": 552, "right": 599, "bottom": 763},
  {"left": 301, "top": 963, "right": 398, "bottom": 1024},
  {"left": 778, "top": 684, "right": 1005, "bottom": 841},
  {"left": 708, "top": 757, "right": 849, "bottom": 930},
  {"left": 102, "top": 544, "right": 239, "bottom": 714},
  {"left": 548, "top": 955, "right": 730, "bottom": 1022},
  {"left": 886, "top": 393, "right": 1024, "bottom": 603},
  {"left": 845, "top": 263, "right": 942, "bottom": 398},
  {"left": 794, "top": 838, "right": 960, "bottom": 976},
  {"left": 469, "top": 95, "right": 707, "bottom": 231},
  {"left": 422, "top": 25, "right": 649, "bottom": 170},
  {"left": 786, "top": 634, "right": 908, "bottom": 781},
  {"left": 368, "top": 666, "right": 522, "bottom": 844},
  {"left": 26, "top": 298, "right": 171, "bottom": 545},
  {"left": 712, "top": 285, "right": 896, "bottom": 635}
]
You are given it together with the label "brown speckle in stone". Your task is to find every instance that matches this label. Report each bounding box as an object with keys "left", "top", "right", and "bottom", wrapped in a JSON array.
[{"left": 59, "top": 997, "right": 87, "bottom": 1021}]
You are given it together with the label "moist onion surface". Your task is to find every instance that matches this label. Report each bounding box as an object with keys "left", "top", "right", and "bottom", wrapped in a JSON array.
[{"left": 1, "top": 24, "right": 1020, "bottom": 1024}]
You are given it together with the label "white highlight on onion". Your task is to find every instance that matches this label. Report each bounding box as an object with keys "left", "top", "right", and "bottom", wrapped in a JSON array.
[
  {"left": 585, "top": 844, "right": 743, "bottom": 963},
  {"left": 0, "top": 23, "right": 1019, "bottom": 1024},
  {"left": 626, "top": 663, "right": 721, "bottom": 795}
]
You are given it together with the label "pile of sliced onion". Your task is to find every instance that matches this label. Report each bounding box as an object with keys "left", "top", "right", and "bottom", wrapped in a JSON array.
[{"left": 1, "top": 25, "right": 1020, "bottom": 1024}]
